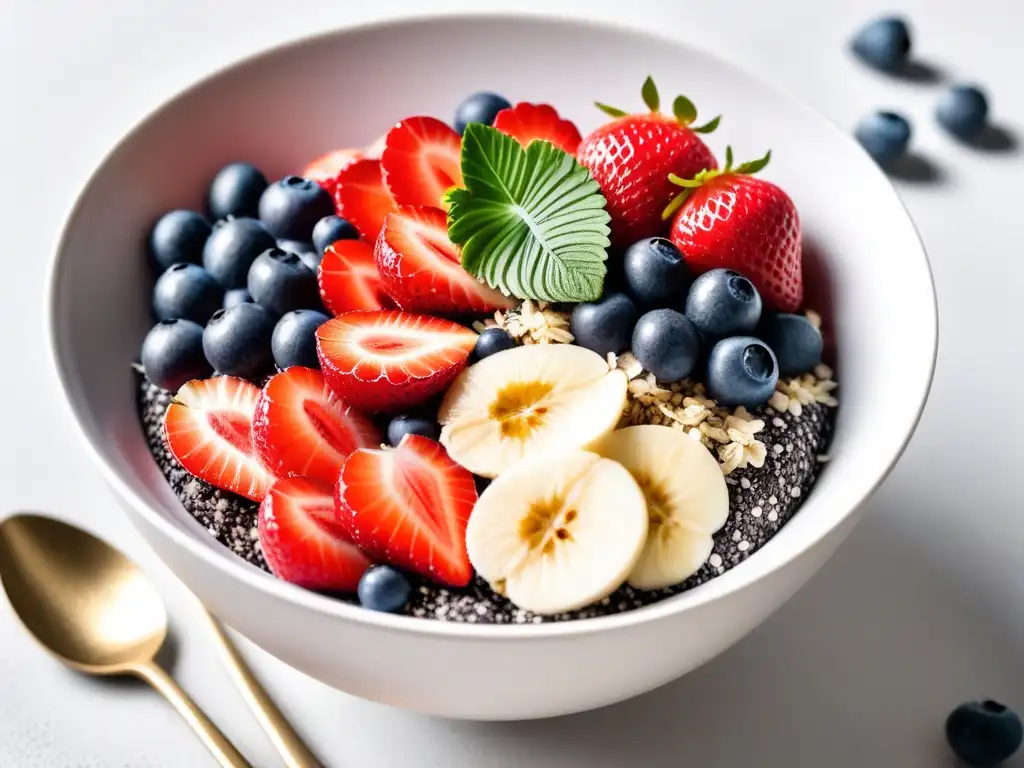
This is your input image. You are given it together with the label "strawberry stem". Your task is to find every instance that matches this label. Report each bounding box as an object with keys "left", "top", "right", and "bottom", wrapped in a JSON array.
[
  {"left": 595, "top": 78, "right": 722, "bottom": 135},
  {"left": 660, "top": 147, "right": 773, "bottom": 220}
]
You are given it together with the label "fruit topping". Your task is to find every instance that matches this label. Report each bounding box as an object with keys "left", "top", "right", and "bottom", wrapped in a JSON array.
[
  {"left": 203, "top": 218, "right": 277, "bottom": 289},
  {"left": 207, "top": 163, "right": 268, "bottom": 220},
  {"left": 258, "top": 176, "right": 335, "bottom": 241},
  {"left": 163, "top": 376, "right": 275, "bottom": 501},
  {"left": 854, "top": 111, "right": 912, "bottom": 167},
  {"left": 850, "top": 16, "right": 911, "bottom": 73},
  {"left": 437, "top": 344, "right": 627, "bottom": 478},
  {"left": 312, "top": 215, "right": 358, "bottom": 254},
  {"left": 596, "top": 426, "right": 728, "bottom": 590},
  {"left": 149, "top": 210, "right": 211, "bottom": 270},
  {"left": 756, "top": 313, "right": 823, "bottom": 377},
  {"left": 381, "top": 117, "right": 464, "bottom": 208},
  {"left": 471, "top": 327, "right": 515, "bottom": 362},
  {"left": 140, "top": 319, "right": 212, "bottom": 391},
  {"left": 332, "top": 158, "right": 395, "bottom": 242},
  {"left": 570, "top": 292, "right": 638, "bottom": 357},
  {"left": 492, "top": 102, "right": 583, "bottom": 155},
  {"left": 684, "top": 268, "right": 762, "bottom": 340},
  {"left": 466, "top": 449, "right": 647, "bottom": 615},
  {"left": 259, "top": 476, "right": 372, "bottom": 591},
  {"left": 253, "top": 366, "right": 381, "bottom": 486},
  {"left": 152, "top": 263, "right": 224, "bottom": 325},
  {"left": 247, "top": 248, "right": 320, "bottom": 316},
  {"left": 271, "top": 309, "right": 329, "bottom": 370},
  {"left": 946, "top": 700, "right": 1022, "bottom": 768},
  {"left": 316, "top": 310, "right": 477, "bottom": 413},
  {"left": 706, "top": 336, "right": 779, "bottom": 407},
  {"left": 454, "top": 91, "right": 512, "bottom": 134},
  {"left": 631, "top": 308, "right": 701, "bottom": 381},
  {"left": 621, "top": 237, "right": 690, "bottom": 307},
  {"left": 202, "top": 303, "right": 276, "bottom": 379},
  {"left": 335, "top": 434, "right": 476, "bottom": 586},
  {"left": 318, "top": 240, "right": 395, "bottom": 315},
  {"left": 374, "top": 205, "right": 515, "bottom": 314},
  {"left": 386, "top": 413, "right": 439, "bottom": 445},
  {"left": 357, "top": 565, "right": 412, "bottom": 613},
  {"left": 936, "top": 84, "right": 990, "bottom": 140},
  {"left": 223, "top": 288, "right": 253, "bottom": 309},
  {"left": 302, "top": 148, "right": 363, "bottom": 184}
]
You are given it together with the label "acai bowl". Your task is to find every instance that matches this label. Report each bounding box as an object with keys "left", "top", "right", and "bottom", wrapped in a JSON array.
[{"left": 47, "top": 14, "right": 936, "bottom": 720}]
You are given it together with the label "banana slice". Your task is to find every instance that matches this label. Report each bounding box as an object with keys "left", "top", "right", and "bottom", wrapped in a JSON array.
[
  {"left": 597, "top": 425, "right": 729, "bottom": 590},
  {"left": 467, "top": 450, "right": 648, "bottom": 615},
  {"left": 437, "top": 344, "right": 627, "bottom": 478}
]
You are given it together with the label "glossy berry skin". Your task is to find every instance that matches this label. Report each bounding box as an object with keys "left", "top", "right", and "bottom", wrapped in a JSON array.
[
  {"left": 247, "top": 248, "right": 320, "bottom": 316},
  {"left": 223, "top": 288, "right": 252, "bottom": 309},
  {"left": 684, "top": 268, "right": 762, "bottom": 340},
  {"left": 277, "top": 239, "right": 320, "bottom": 272},
  {"left": 202, "top": 302, "right": 276, "bottom": 379},
  {"left": 207, "top": 162, "right": 268, "bottom": 220},
  {"left": 140, "top": 319, "right": 212, "bottom": 391},
  {"left": 936, "top": 85, "right": 990, "bottom": 140},
  {"left": 855, "top": 111, "right": 912, "bottom": 166},
  {"left": 149, "top": 210, "right": 211, "bottom": 270},
  {"left": 850, "top": 16, "right": 911, "bottom": 72},
  {"left": 386, "top": 414, "right": 440, "bottom": 446},
  {"left": 271, "top": 309, "right": 329, "bottom": 370},
  {"left": 757, "top": 313, "right": 823, "bottom": 377},
  {"left": 472, "top": 327, "right": 516, "bottom": 361},
  {"left": 312, "top": 215, "right": 359, "bottom": 253},
  {"left": 258, "top": 176, "right": 334, "bottom": 241},
  {"left": 152, "top": 263, "right": 224, "bottom": 324},
  {"left": 454, "top": 91, "right": 512, "bottom": 134},
  {"left": 357, "top": 566, "right": 412, "bottom": 613},
  {"left": 945, "top": 700, "right": 1022, "bottom": 767},
  {"left": 631, "top": 309, "right": 701, "bottom": 381},
  {"left": 571, "top": 292, "right": 638, "bottom": 357},
  {"left": 202, "top": 217, "right": 276, "bottom": 289},
  {"left": 622, "top": 237, "right": 690, "bottom": 307},
  {"left": 706, "top": 336, "right": 779, "bottom": 407}
]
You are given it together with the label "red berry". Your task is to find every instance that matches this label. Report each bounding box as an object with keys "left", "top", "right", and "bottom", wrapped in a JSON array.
[
  {"left": 332, "top": 158, "right": 395, "bottom": 242},
  {"left": 317, "top": 239, "right": 396, "bottom": 315},
  {"left": 492, "top": 102, "right": 583, "bottom": 154},
  {"left": 380, "top": 117, "right": 464, "bottom": 209}
]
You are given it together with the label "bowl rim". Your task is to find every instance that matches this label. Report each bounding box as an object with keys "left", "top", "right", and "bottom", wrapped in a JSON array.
[{"left": 45, "top": 9, "right": 938, "bottom": 640}]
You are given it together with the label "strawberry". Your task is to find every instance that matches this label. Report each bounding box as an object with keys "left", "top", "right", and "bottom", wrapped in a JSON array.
[
  {"left": 335, "top": 434, "right": 475, "bottom": 586},
  {"left": 374, "top": 205, "right": 515, "bottom": 315},
  {"left": 163, "top": 376, "right": 275, "bottom": 502},
  {"left": 259, "top": 476, "right": 373, "bottom": 591},
  {"left": 576, "top": 76, "right": 721, "bottom": 249},
  {"left": 318, "top": 239, "right": 396, "bottom": 315},
  {"left": 316, "top": 310, "right": 477, "bottom": 413},
  {"left": 303, "top": 148, "right": 363, "bottom": 185},
  {"left": 666, "top": 147, "right": 803, "bottom": 312},
  {"left": 332, "top": 158, "right": 395, "bottom": 242},
  {"left": 492, "top": 102, "right": 583, "bottom": 155},
  {"left": 380, "top": 117, "right": 464, "bottom": 208},
  {"left": 252, "top": 367, "right": 382, "bottom": 487}
]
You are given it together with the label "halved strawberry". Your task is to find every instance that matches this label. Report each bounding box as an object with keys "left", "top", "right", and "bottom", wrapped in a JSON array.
[
  {"left": 374, "top": 205, "right": 515, "bottom": 315},
  {"left": 333, "top": 158, "right": 395, "bottom": 242},
  {"left": 252, "top": 367, "right": 382, "bottom": 487},
  {"left": 303, "top": 148, "right": 363, "bottom": 183},
  {"left": 316, "top": 310, "right": 477, "bottom": 413},
  {"left": 380, "top": 117, "right": 464, "bottom": 208},
  {"left": 493, "top": 102, "right": 583, "bottom": 155},
  {"left": 335, "top": 434, "right": 475, "bottom": 586},
  {"left": 259, "top": 476, "right": 373, "bottom": 591},
  {"left": 318, "top": 240, "right": 396, "bottom": 315},
  {"left": 163, "top": 377, "right": 275, "bottom": 502}
]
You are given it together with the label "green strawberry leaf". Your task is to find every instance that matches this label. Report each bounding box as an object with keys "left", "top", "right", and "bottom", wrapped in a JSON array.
[
  {"left": 595, "top": 101, "right": 628, "bottom": 118},
  {"left": 444, "top": 124, "right": 611, "bottom": 304},
  {"left": 672, "top": 95, "right": 697, "bottom": 125},
  {"left": 734, "top": 149, "right": 772, "bottom": 175},
  {"left": 641, "top": 75, "right": 660, "bottom": 112},
  {"left": 692, "top": 114, "right": 722, "bottom": 134}
]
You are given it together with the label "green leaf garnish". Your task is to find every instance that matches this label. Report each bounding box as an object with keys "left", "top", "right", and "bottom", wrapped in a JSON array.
[
  {"left": 595, "top": 102, "right": 628, "bottom": 118},
  {"left": 641, "top": 75, "right": 660, "bottom": 112},
  {"left": 444, "top": 124, "right": 611, "bottom": 304},
  {"left": 672, "top": 95, "right": 697, "bottom": 125}
]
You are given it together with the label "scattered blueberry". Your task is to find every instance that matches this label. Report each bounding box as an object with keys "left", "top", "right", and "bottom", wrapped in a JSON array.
[
  {"left": 140, "top": 319, "right": 212, "bottom": 391},
  {"left": 271, "top": 309, "right": 329, "bottom": 370},
  {"left": 756, "top": 313, "right": 823, "bottom": 377},
  {"left": 202, "top": 302, "right": 276, "bottom": 379},
  {"left": 854, "top": 111, "right": 912, "bottom": 167},
  {"left": 936, "top": 84, "right": 990, "bottom": 140},
  {"left": 706, "top": 336, "right": 779, "bottom": 407},
  {"left": 152, "top": 263, "right": 224, "bottom": 324},
  {"left": 207, "top": 162, "right": 268, "bottom": 220},
  {"left": 247, "top": 248, "right": 320, "bottom": 316},
  {"left": 571, "top": 293, "right": 638, "bottom": 356},
  {"left": 202, "top": 217, "right": 276, "bottom": 289},
  {"left": 312, "top": 215, "right": 359, "bottom": 253},
  {"left": 357, "top": 566, "right": 412, "bottom": 613},
  {"left": 258, "top": 176, "right": 334, "bottom": 241},
  {"left": 851, "top": 16, "right": 911, "bottom": 72},
  {"left": 148, "top": 210, "right": 211, "bottom": 270},
  {"left": 631, "top": 309, "right": 701, "bottom": 381},
  {"left": 684, "top": 269, "right": 762, "bottom": 340},
  {"left": 622, "top": 237, "right": 690, "bottom": 307},
  {"left": 946, "top": 700, "right": 1022, "bottom": 767},
  {"left": 472, "top": 327, "right": 516, "bottom": 361},
  {"left": 387, "top": 414, "right": 440, "bottom": 446},
  {"left": 276, "top": 239, "right": 321, "bottom": 272},
  {"left": 223, "top": 288, "right": 253, "bottom": 309},
  {"left": 454, "top": 91, "right": 512, "bottom": 134}
]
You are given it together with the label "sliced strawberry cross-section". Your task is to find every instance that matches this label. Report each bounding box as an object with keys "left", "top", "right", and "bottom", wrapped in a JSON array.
[
  {"left": 333, "top": 158, "right": 395, "bottom": 242},
  {"left": 318, "top": 239, "right": 396, "bottom": 315},
  {"left": 303, "top": 147, "right": 363, "bottom": 184},
  {"left": 335, "top": 434, "right": 476, "bottom": 587},
  {"left": 380, "top": 117, "right": 464, "bottom": 209},
  {"left": 163, "top": 376, "right": 275, "bottom": 502},
  {"left": 259, "top": 476, "right": 373, "bottom": 592},
  {"left": 374, "top": 205, "right": 515, "bottom": 315},
  {"left": 252, "top": 366, "right": 382, "bottom": 487},
  {"left": 316, "top": 310, "right": 477, "bottom": 413},
  {"left": 493, "top": 102, "right": 583, "bottom": 155}
]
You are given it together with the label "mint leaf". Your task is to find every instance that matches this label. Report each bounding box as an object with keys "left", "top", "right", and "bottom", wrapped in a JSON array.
[{"left": 445, "top": 124, "right": 611, "bottom": 304}]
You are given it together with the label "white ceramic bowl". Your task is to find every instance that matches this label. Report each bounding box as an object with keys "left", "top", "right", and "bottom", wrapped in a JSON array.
[{"left": 47, "top": 13, "right": 937, "bottom": 721}]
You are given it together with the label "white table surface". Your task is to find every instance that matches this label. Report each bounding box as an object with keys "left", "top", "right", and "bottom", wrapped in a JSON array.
[{"left": 2, "top": 0, "right": 1022, "bottom": 765}]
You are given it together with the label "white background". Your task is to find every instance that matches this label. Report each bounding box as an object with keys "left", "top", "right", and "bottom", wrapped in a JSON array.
[{"left": 2, "top": 0, "right": 1022, "bottom": 765}]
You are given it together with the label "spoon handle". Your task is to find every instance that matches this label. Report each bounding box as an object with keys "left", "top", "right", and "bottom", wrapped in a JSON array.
[{"left": 133, "top": 661, "right": 253, "bottom": 768}]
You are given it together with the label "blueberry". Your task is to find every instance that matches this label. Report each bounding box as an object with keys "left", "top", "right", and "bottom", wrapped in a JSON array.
[
  {"left": 472, "top": 327, "right": 516, "bottom": 361},
  {"left": 684, "top": 269, "right": 762, "bottom": 340},
  {"left": 631, "top": 309, "right": 701, "bottom": 381},
  {"left": 202, "top": 217, "right": 276, "bottom": 289},
  {"left": 202, "top": 302, "right": 276, "bottom": 379},
  {"left": 140, "top": 319, "right": 212, "bottom": 391},
  {"left": 271, "top": 309, "right": 329, "bottom": 370},
  {"left": 258, "top": 176, "right": 334, "bottom": 241},
  {"left": 756, "top": 313, "right": 823, "bottom": 377},
  {"left": 851, "top": 16, "right": 911, "bottom": 72},
  {"left": 148, "top": 210, "right": 211, "bottom": 270},
  {"left": 207, "top": 162, "right": 268, "bottom": 220},
  {"left": 312, "top": 215, "right": 358, "bottom": 253},
  {"left": 276, "top": 239, "right": 321, "bottom": 272},
  {"left": 152, "top": 263, "right": 223, "bottom": 324},
  {"left": 357, "top": 566, "right": 411, "bottom": 613},
  {"left": 247, "top": 248, "right": 320, "bottom": 316},
  {"left": 454, "top": 91, "right": 512, "bottom": 134},
  {"left": 946, "top": 700, "right": 1022, "bottom": 767},
  {"left": 854, "top": 111, "right": 912, "bottom": 167},
  {"left": 936, "top": 85, "right": 990, "bottom": 140},
  {"left": 571, "top": 293, "right": 638, "bottom": 356},
  {"left": 387, "top": 414, "right": 440, "bottom": 446},
  {"left": 706, "top": 336, "right": 779, "bottom": 407},
  {"left": 622, "top": 237, "right": 690, "bottom": 307},
  {"left": 223, "top": 288, "right": 253, "bottom": 309}
]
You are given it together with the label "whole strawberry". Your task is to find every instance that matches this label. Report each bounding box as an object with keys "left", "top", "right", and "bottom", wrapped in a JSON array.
[
  {"left": 577, "top": 76, "right": 720, "bottom": 249},
  {"left": 666, "top": 148, "right": 802, "bottom": 312}
]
